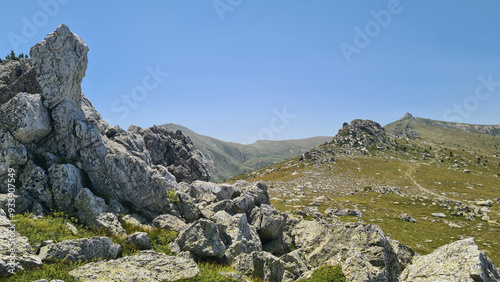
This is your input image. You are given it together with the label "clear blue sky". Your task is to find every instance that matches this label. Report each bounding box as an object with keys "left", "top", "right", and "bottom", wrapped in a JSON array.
[{"left": 1, "top": 1, "right": 499, "bottom": 143}]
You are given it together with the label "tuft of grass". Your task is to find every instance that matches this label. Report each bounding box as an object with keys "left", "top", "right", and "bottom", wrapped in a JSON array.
[
  {"left": 149, "top": 228, "right": 178, "bottom": 255},
  {"left": 12, "top": 211, "right": 99, "bottom": 246},
  {"left": 306, "top": 265, "right": 346, "bottom": 282},
  {"left": 167, "top": 190, "right": 180, "bottom": 204},
  {"left": 180, "top": 261, "right": 235, "bottom": 282}
]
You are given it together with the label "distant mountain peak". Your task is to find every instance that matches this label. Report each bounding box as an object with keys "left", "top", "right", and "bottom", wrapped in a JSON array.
[{"left": 403, "top": 112, "right": 415, "bottom": 120}]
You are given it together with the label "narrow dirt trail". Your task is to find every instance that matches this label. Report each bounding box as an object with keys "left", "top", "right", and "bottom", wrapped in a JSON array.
[
  {"left": 405, "top": 162, "right": 454, "bottom": 202},
  {"left": 405, "top": 161, "right": 500, "bottom": 217}
]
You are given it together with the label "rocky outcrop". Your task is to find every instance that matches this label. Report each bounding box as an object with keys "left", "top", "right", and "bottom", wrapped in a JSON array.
[
  {"left": 139, "top": 125, "right": 210, "bottom": 183},
  {"left": 400, "top": 238, "right": 500, "bottom": 281},
  {"left": 38, "top": 237, "right": 121, "bottom": 263},
  {"left": 0, "top": 24, "right": 210, "bottom": 226},
  {"left": 69, "top": 250, "right": 199, "bottom": 281},
  {"left": 330, "top": 119, "right": 392, "bottom": 155}
]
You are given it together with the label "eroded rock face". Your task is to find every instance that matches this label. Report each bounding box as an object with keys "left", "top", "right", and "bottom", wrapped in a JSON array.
[
  {"left": 139, "top": 125, "right": 210, "bottom": 183},
  {"left": 232, "top": 251, "right": 285, "bottom": 282},
  {"left": 400, "top": 238, "right": 500, "bottom": 282},
  {"left": 69, "top": 250, "right": 199, "bottom": 281}
]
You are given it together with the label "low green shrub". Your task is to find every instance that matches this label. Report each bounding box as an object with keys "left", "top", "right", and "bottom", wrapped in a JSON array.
[{"left": 308, "top": 265, "right": 346, "bottom": 282}]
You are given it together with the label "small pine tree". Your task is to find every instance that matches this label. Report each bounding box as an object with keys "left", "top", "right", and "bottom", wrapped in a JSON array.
[{"left": 10, "top": 50, "right": 16, "bottom": 60}]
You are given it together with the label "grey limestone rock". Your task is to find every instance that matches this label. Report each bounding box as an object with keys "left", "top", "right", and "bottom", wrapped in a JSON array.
[
  {"left": 69, "top": 250, "right": 199, "bottom": 281},
  {"left": 125, "top": 232, "right": 151, "bottom": 250},
  {"left": 212, "top": 211, "right": 262, "bottom": 263},
  {"left": 171, "top": 218, "right": 226, "bottom": 259},
  {"left": 74, "top": 187, "right": 107, "bottom": 227},
  {"left": 232, "top": 251, "right": 285, "bottom": 282},
  {"left": 152, "top": 214, "right": 187, "bottom": 232},
  {"left": 0, "top": 92, "right": 51, "bottom": 143},
  {"left": 250, "top": 204, "right": 287, "bottom": 241},
  {"left": 95, "top": 213, "right": 127, "bottom": 238},
  {"left": 400, "top": 238, "right": 500, "bottom": 282},
  {"left": 140, "top": 125, "right": 210, "bottom": 183},
  {"left": 39, "top": 236, "right": 121, "bottom": 263},
  {"left": 49, "top": 164, "right": 84, "bottom": 212}
]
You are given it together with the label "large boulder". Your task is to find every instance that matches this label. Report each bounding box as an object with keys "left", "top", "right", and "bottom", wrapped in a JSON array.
[
  {"left": 213, "top": 211, "right": 262, "bottom": 263},
  {"left": 176, "top": 191, "right": 201, "bottom": 223},
  {"left": 291, "top": 220, "right": 404, "bottom": 282},
  {"left": 185, "top": 181, "right": 234, "bottom": 203},
  {"left": 400, "top": 238, "right": 500, "bottom": 281},
  {"left": 171, "top": 218, "right": 226, "bottom": 259},
  {"left": 250, "top": 204, "right": 287, "bottom": 241},
  {"left": 0, "top": 92, "right": 51, "bottom": 143},
  {"left": 69, "top": 250, "right": 199, "bottom": 281},
  {"left": 39, "top": 236, "right": 121, "bottom": 263}
]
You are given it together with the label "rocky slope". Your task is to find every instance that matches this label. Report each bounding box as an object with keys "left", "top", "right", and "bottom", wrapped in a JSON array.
[
  {"left": 0, "top": 25, "right": 498, "bottom": 281},
  {"left": 163, "top": 123, "right": 330, "bottom": 182}
]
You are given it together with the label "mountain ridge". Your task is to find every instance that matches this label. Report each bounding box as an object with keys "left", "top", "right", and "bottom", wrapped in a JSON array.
[{"left": 162, "top": 123, "right": 330, "bottom": 182}]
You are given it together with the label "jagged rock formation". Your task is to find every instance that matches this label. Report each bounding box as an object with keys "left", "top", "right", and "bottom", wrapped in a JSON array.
[
  {"left": 300, "top": 119, "right": 393, "bottom": 162},
  {"left": 330, "top": 119, "right": 392, "bottom": 154},
  {"left": 0, "top": 24, "right": 210, "bottom": 221},
  {"left": 138, "top": 125, "right": 210, "bottom": 183}
]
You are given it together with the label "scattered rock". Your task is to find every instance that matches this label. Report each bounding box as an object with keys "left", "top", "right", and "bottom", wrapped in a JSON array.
[
  {"left": 431, "top": 213, "right": 446, "bottom": 218},
  {"left": 399, "top": 212, "right": 417, "bottom": 223}
]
